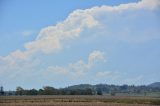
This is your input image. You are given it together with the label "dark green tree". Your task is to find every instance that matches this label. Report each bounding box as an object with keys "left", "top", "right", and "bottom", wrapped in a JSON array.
[
  {"left": 43, "top": 86, "right": 59, "bottom": 95},
  {"left": 16, "top": 86, "right": 24, "bottom": 95},
  {"left": 27, "top": 89, "right": 38, "bottom": 95},
  {"left": 97, "top": 90, "right": 102, "bottom": 95}
]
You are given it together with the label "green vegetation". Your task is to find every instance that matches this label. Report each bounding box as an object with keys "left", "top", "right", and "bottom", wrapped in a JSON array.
[
  {"left": 15, "top": 86, "right": 93, "bottom": 95},
  {"left": 12, "top": 83, "right": 160, "bottom": 96},
  {"left": 1, "top": 82, "right": 160, "bottom": 97}
]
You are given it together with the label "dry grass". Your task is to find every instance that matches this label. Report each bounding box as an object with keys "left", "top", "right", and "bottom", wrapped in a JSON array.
[
  {"left": 0, "top": 102, "right": 159, "bottom": 106},
  {"left": 0, "top": 95, "right": 160, "bottom": 106}
]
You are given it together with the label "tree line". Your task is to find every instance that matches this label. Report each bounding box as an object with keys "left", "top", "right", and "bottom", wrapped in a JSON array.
[
  {"left": 1, "top": 83, "right": 160, "bottom": 96},
  {"left": 15, "top": 86, "right": 94, "bottom": 95}
]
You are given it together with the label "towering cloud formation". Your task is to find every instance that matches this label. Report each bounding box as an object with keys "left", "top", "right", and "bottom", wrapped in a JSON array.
[
  {"left": 25, "top": 10, "right": 98, "bottom": 54},
  {"left": 2, "top": 0, "right": 160, "bottom": 59},
  {"left": 0, "top": 0, "right": 159, "bottom": 86},
  {"left": 25, "top": 0, "right": 160, "bottom": 54}
]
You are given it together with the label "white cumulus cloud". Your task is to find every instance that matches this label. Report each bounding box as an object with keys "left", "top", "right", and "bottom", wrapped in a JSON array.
[
  {"left": 44, "top": 50, "right": 105, "bottom": 77},
  {"left": 88, "top": 50, "right": 105, "bottom": 66},
  {"left": 2, "top": 0, "right": 159, "bottom": 59},
  {"left": 0, "top": 0, "right": 159, "bottom": 86},
  {"left": 21, "top": 0, "right": 160, "bottom": 56}
]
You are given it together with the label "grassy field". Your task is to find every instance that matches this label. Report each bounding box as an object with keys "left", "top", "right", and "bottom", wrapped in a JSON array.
[{"left": 0, "top": 95, "right": 160, "bottom": 106}]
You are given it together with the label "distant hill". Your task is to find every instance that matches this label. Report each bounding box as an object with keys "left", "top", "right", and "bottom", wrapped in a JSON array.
[
  {"left": 66, "top": 84, "right": 93, "bottom": 90},
  {"left": 65, "top": 82, "right": 160, "bottom": 94},
  {"left": 66, "top": 84, "right": 111, "bottom": 92},
  {"left": 148, "top": 82, "right": 160, "bottom": 88},
  {"left": 66, "top": 84, "right": 131, "bottom": 93}
]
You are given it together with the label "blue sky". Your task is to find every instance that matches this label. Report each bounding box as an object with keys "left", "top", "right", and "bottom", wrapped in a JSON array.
[{"left": 0, "top": 0, "right": 160, "bottom": 90}]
